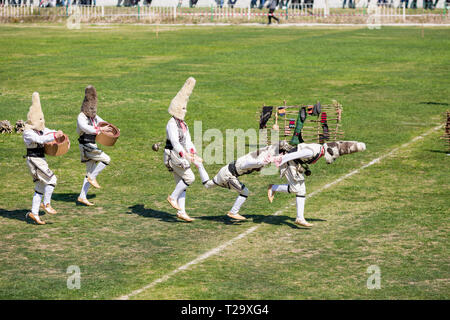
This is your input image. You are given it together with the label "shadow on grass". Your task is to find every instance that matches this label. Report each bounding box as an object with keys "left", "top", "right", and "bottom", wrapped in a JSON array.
[
  {"left": 0, "top": 208, "right": 41, "bottom": 224},
  {"left": 197, "top": 214, "right": 246, "bottom": 226},
  {"left": 199, "top": 213, "right": 326, "bottom": 229},
  {"left": 127, "top": 204, "right": 181, "bottom": 223},
  {"left": 52, "top": 193, "right": 96, "bottom": 204},
  {"left": 426, "top": 149, "right": 449, "bottom": 154},
  {"left": 420, "top": 102, "right": 449, "bottom": 106}
]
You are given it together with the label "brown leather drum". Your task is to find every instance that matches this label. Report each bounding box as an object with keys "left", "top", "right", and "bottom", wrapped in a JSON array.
[
  {"left": 96, "top": 122, "right": 120, "bottom": 146},
  {"left": 44, "top": 134, "right": 70, "bottom": 156}
]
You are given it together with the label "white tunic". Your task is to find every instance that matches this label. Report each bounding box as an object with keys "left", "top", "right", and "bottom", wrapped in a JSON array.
[
  {"left": 165, "top": 117, "right": 196, "bottom": 157},
  {"left": 76, "top": 112, "right": 105, "bottom": 136},
  {"left": 23, "top": 128, "right": 56, "bottom": 148}
]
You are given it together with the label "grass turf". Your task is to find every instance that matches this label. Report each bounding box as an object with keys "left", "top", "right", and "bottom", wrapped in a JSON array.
[{"left": 0, "top": 24, "right": 448, "bottom": 299}]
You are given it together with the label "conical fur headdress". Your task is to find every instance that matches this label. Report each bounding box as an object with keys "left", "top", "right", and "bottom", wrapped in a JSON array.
[
  {"left": 324, "top": 141, "right": 366, "bottom": 164},
  {"left": 168, "top": 77, "right": 196, "bottom": 121},
  {"left": 25, "top": 92, "right": 45, "bottom": 131}
]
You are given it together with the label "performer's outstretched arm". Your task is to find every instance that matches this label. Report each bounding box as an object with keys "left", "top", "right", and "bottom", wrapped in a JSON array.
[
  {"left": 276, "top": 149, "right": 314, "bottom": 167},
  {"left": 23, "top": 129, "right": 56, "bottom": 145},
  {"left": 77, "top": 113, "right": 99, "bottom": 135}
]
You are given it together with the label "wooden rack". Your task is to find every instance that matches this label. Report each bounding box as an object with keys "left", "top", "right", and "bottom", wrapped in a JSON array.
[
  {"left": 258, "top": 100, "right": 344, "bottom": 145},
  {"left": 440, "top": 110, "right": 450, "bottom": 152}
]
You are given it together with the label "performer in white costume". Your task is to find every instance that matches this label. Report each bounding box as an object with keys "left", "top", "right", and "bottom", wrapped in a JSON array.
[
  {"left": 164, "top": 77, "right": 210, "bottom": 222},
  {"left": 203, "top": 143, "right": 284, "bottom": 221},
  {"left": 23, "top": 92, "right": 64, "bottom": 225},
  {"left": 268, "top": 141, "right": 366, "bottom": 227},
  {"left": 77, "top": 85, "right": 112, "bottom": 206}
]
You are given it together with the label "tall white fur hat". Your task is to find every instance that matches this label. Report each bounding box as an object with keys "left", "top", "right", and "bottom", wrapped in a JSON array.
[
  {"left": 324, "top": 141, "right": 366, "bottom": 164},
  {"left": 25, "top": 92, "right": 45, "bottom": 131},
  {"left": 168, "top": 77, "right": 196, "bottom": 121}
]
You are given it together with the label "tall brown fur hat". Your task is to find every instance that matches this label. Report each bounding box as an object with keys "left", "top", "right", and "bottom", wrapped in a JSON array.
[{"left": 81, "top": 85, "right": 98, "bottom": 118}]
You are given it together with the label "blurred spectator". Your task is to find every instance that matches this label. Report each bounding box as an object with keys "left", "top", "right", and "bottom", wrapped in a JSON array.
[
  {"left": 251, "top": 0, "right": 257, "bottom": 8},
  {"left": 303, "top": 0, "right": 314, "bottom": 9},
  {"left": 409, "top": 0, "right": 417, "bottom": 8},
  {"left": 424, "top": 0, "right": 433, "bottom": 8},
  {"left": 400, "top": 0, "right": 409, "bottom": 7},
  {"left": 228, "top": 0, "right": 237, "bottom": 8},
  {"left": 259, "top": 0, "right": 266, "bottom": 9},
  {"left": 278, "top": 0, "right": 287, "bottom": 8},
  {"left": 267, "top": 0, "right": 280, "bottom": 24},
  {"left": 342, "top": 0, "right": 354, "bottom": 8},
  {"left": 144, "top": 0, "right": 152, "bottom": 5}
]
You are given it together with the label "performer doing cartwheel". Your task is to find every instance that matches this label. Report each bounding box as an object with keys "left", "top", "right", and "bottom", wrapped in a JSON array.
[
  {"left": 268, "top": 141, "right": 366, "bottom": 228},
  {"left": 202, "top": 142, "right": 289, "bottom": 221},
  {"left": 77, "top": 85, "right": 112, "bottom": 206},
  {"left": 164, "top": 77, "right": 210, "bottom": 222},
  {"left": 23, "top": 92, "right": 64, "bottom": 225}
]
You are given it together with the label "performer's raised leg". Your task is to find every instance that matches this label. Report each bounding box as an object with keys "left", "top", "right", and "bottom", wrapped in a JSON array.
[
  {"left": 196, "top": 163, "right": 210, "bottom": 186},
  {"left": 267, "top": 184, "right": 289, "bottom": 203}
]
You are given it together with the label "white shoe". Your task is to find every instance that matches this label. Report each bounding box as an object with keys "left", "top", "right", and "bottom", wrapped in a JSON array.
[
  {"left": 227, "top": 212, "right": 246, "bottom": 221},
  {"left": 177, "top": 211, "right": 194, "bottom": 222},
  {"left": 77, "top": 197, "right": 94, "bottom": 206},
  {"left": 167, "top": 195, "right": 182, "bottom": 211},
  {"left": 87, "top": 176, "right": 101, "bottom": 189},
  {"left": 26, "top": 212, "right": 45, "bottom": 225},
  {"left": 40, "top": 203, "right": 57, "bottom": 215},
  {"left": 267, "top": 184, "right": 275, "bottom": 203},
  {"left": 295, "top": 219, "right": 313, "bottom": 227}
]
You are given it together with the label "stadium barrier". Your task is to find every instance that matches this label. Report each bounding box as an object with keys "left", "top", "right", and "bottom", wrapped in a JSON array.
[{"left": 0, "top": 4, "right": 448, "bottom": 24}]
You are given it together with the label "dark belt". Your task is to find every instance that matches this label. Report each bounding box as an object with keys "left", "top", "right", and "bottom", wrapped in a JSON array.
[
  {"left": 78, "top": 134, "right": 96, "bottom": 144},
  {"left": 165, "top": 139, "right": 187, "bottom": 152},
  {"left": 228, "top": 161, "right": 240, "bottom": 177},
  {"left": 165, "top": 139, "right": 173, "bottom": 150},
  {"left": 26, "top": 147, "right": 45, "bottom": 158}
]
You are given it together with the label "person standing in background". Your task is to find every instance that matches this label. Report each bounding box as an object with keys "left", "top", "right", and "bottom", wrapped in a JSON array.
[{"left": 267, "top": 0, "right": 280, "bottom": 24}]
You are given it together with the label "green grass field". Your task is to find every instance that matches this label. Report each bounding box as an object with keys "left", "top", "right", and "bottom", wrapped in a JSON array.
[{"left": 0, "top": 24, "right": 449, "bottom": 300}]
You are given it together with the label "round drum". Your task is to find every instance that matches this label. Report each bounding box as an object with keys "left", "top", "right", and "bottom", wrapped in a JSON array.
[
  {"left": 45, "top": 134, "right": 70, "bottom": 156},
  {"left": 96, "top": 122, "right": 120, "bottom": 146}
]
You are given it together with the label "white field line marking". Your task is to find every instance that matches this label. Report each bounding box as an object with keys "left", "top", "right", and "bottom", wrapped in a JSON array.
[{"left": 117, "top": 124, "right": 443, "bottom": 300}]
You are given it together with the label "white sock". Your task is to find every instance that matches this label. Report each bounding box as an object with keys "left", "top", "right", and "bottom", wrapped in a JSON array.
[
  {"left": 296, "top": 196, "right": 306, "bottom": 221},
  {"left": 32, "top": 192, "right": 42, "bottom": 215},
  {"left": 43, "top": 185, "right": 55, "bottom": 205},
  {"left": 272, "top": 184, "right": 289, "bottom": 193},
  {"left": 90, "top": 162, "right": 107, "bottom": 179},
  {"left": 230, "top": 195, "right": 247, "bottom": 214},
  {"left": 177, "top": 191, "right": 186, "bottom": 214},
  {"left": 197, "top": 164, "right": 210, "bottom": 184},
  {"left": 86, "top": 160, "right": 96, "bottom": 177},
  {"left": 79, "top": 177, "right": 90, "bottom": 199},
  {"left": 170, "top": 179, "right": 188, "bottom": 200}
]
